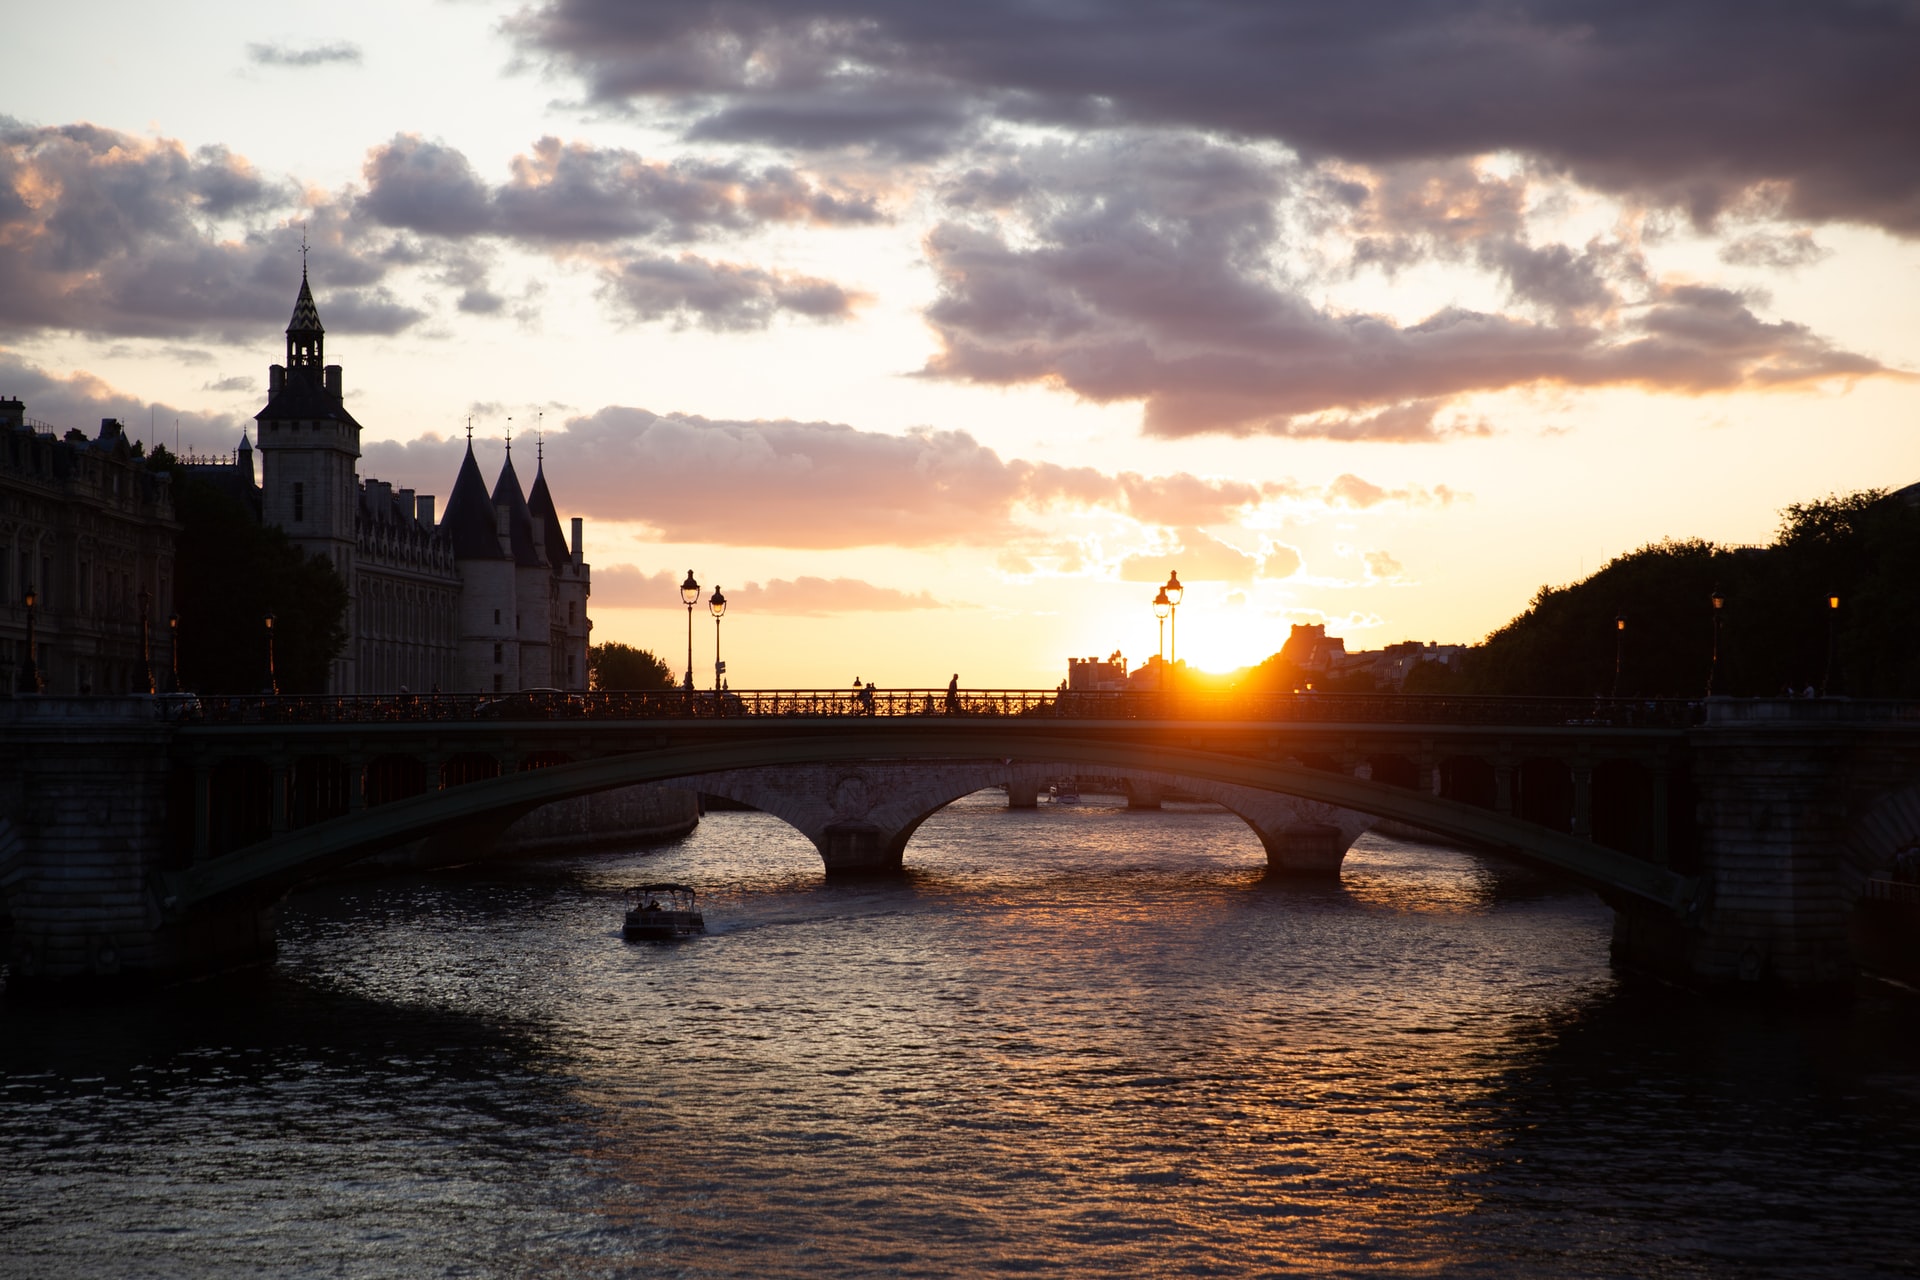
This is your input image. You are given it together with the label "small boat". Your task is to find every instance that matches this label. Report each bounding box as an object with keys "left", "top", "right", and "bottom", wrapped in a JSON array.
[
  {"left": 1050, "top": 782, "right": 1081, "bottom": 804},
  {"left": 623, "top": 883, "right": 706, "bottom": 941}
]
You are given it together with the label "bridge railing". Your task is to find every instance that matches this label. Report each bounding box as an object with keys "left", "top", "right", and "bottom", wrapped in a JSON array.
[{"left": 169, "top": 689, "right": 1704, "bottom": 728}]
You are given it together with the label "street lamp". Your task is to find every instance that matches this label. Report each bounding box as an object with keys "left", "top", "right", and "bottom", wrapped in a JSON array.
[
  {"left": 1611, "top": 614, "right": 1626, "bottom": 699},
  {"left": 263, "top": 610, "right": 278, "bottom": 695},
  {"left": 709, "top": 585, "right": 727, "bottom": 691},
  {"left": 138, "top": 586, "right": 154, "bottom": 695},
  {"left": 1823, "top": 593, "right": 1840, "bottom": 696},
  {"left": 1152, "top": 587, "right": 1171, "bottom": 667},
  {"left": 1706, "top": 586, "right": 1725, "bottom": 696},
  {"left": 1163, "top": 570, "right": 1183, "bottom": 667},
  {"left": 168, "top": 612, "right": 180, "bottom": 693},
  {"left": 679, "top": 569, "right": 700, "bottom": 690},
  {"left": 18, "top": 585, "right": 39, "bottom": 693}
]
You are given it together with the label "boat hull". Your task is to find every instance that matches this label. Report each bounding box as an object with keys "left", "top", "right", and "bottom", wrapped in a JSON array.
[{"left": 623, "top": 910, "right": 706, "bottom": 942}]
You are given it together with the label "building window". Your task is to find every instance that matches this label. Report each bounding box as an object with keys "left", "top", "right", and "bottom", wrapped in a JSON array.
[
  {"left": 293, "top": 482, "right": 305, "bottom": 522},
  {"left": 493, "top": 642, "right": 503, "bottom": 664},
  {"left": 494, "top": 608, "right": 501, "bottom": 625},
  {"left": 566, "top": 654, "right": 575, "bottom": 682},
  {"left": 493, "top": 674, "right": 503, "bottom": 692}
]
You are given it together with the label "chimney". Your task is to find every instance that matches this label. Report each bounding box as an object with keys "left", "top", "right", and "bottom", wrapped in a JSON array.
[
  {"left": 270, "top": 365, "right": 286, "bottom": 395},
  {"left": 570, "top": 517, "right": 583, "bottom": 567},
  {"left": 324, "top": 365, "right": 342, "bottom": 398},
  {"left": 397, "top": 487, "right": 415, "bottom": 523},
  {"left": 100, "top": 418, "right": 124, "bottom": 441},
  {"left": 417, "top": 494, "right": 436, "bottom": 525}
]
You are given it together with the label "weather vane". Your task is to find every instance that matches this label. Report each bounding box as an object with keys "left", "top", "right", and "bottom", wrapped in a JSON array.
[{"left": 300, "top": 225, "right": 309, "bottom": 274}]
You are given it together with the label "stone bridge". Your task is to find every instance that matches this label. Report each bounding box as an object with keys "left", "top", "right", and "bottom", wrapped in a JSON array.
[{"left": 3, "top": 689, "right": 1918, "bottom": 995}]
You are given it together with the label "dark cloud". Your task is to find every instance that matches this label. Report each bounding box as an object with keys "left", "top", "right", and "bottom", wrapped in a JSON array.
[
  {"left": 358, "top": 409, "right": 1392, "bottom": 550},
  {"left": 201, "top": 375, "right": 255, "bottom": 393},
  {"left": 246, "top": 42, "right": 362, "bottom": 68},
  {"left": 919, "top": 139, "right": 1891, "bottom": 437},
  {"left": 512, "top": 0, "right": 1920, "bottom": 234},
  {"left": 599, "top": 253, "right": 863, "bottom": 329},
  {"left": 358, "top": 133, "right": 882, "bottom": 243},
  {"left": 0, "top": 123, "right": 423, "bottom": 341}
]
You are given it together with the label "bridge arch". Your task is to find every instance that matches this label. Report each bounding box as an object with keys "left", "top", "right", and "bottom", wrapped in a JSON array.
[{"left": 160, "top": 730, "right": 1697, "bottom": 917}]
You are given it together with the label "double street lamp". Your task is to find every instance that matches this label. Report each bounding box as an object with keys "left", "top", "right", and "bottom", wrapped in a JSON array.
[
  {"left": 710, "top": 586, "right": 728, "bottom": 690},
  {"left": 680, "top": 570, "right": 700, "bottom": 690},
  {"left": 1163, "top": 571, "right": 1183, "bottom": 666},
  {"left": 1706, "top": 586, "right": 1725, "bottom": 696}
]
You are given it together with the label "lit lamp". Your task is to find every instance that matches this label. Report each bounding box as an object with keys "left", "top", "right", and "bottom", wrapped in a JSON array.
[
  {"left": 1152, "top": 587, "right": 1171, "bottom": 667},
  {"left": 168, "top": 612, "right": 181, "bottom": 693},
  {"left": 1823, "top": 593, "right": 1840, "bottom": 696},
  {"left": 1163, "top": 570, "right": 1183, "bottom": 666},
  {"left": 263, "top": 610, "right": 278, "bottom": 695},
  {"left": 709, "top": 585, "right": 728, "bottom": 691},
  {"left": 1706, "top": 586, "right": 1725, "bottom": 697},
  {"left": 1612, "top": 614, "right": 1626, "bottom": 700},
  {"left": 679, "top": 569, "right": 700, "bottom": 690},
  {"left": 18, "top": 584, "right": 40, "bottom": 693}
]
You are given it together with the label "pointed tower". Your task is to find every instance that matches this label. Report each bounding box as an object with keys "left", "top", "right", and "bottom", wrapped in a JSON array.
[
  {"left": 528, "top": 442, "right": 591, "bottom": 691},
  {"left": 491, "top": 441, "right": 553, "bottom": 689},
  {"left": 440, "top": 435, "right": 517, "bottom": 692},
  {"left": 255, "top": 264, "right": 361, "bottom": 692}
]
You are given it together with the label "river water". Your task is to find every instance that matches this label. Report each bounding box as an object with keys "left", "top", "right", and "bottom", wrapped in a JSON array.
[{"left": 3, "top": 792, "right": 1918, "bottom": 1278}]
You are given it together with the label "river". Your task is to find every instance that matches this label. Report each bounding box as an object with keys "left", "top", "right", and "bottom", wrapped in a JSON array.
[{"left": 3, "top": 791, "right": 1917, "bottom": 1277}]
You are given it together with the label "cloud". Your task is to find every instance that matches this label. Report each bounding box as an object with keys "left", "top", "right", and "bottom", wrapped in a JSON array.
[
  {"left": 599, "top": 253, "right": 863, "bottom": 329},
  {"left": 589, "top": 564, "right": 940, "bottom": 614},
  {"left": 1324, "top": 474, "right": 1462, "bottom": 509},
  {"left": 1119, "top": 528, "right": 1287, "bottom": 584},
  {"left": 201, "top": 375, "right": 255, "bottom": 393},
  {"left": 511, "top": 0, "right": 1920, "bottom": 235},
  {"left": 360, "top": 409, "right": 1424, "bottom": 551},
  {"left": 1364, "top": 550, "right": 1404, "bottom": 580},
  {"left": 0, "top": 351, "right": 246, "bottom": 449},
  {"left": 0, "top": 123, "right": 423, "bottom": 340},
  {"left": 918, "top": 137, "right": 1892, "bottom": 437},
  {"left": 358, "top": 133, "right": 881, "bottom": 243},
  {"left": 247, "top": 42, "right": 362, "bottom": 68},
  {"left": 1719, "top": 229, "right": 1832, "bottom": 271}
]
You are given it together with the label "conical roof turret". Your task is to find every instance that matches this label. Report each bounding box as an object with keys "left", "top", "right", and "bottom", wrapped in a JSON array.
[
  {"left": 439, "top": 440, "right": 510, "bottom": 560},
  {"left": 527, "top": 449, "right": 571, "bottom": 576},
  {"left": 288, "top": 268, "right": 324, "bottom": 337},
  {"left": 491, "top": 446, "right": 547, "bottom": 569}
]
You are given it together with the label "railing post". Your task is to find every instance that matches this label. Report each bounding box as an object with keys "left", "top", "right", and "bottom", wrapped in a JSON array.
[
  {"left": 1495, "top": 746, "right": 1515, "bottom": 816},
  {"left": 348, "top": 751, "right": 367, "bottom": 813}
]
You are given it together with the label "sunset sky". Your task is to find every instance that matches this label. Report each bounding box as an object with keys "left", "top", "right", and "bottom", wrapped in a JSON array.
[{"left": 6, "top": 1, "right": 1917, "bottom": 687}]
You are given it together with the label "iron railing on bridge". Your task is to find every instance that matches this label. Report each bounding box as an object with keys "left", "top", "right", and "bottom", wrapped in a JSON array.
[{"left": 168, "top": 688, "right": 1703, "bottom": 729}]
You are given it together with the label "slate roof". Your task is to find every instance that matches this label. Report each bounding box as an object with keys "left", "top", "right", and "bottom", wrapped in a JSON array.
[
  {"left": 527, "top": 460, "right": 571, "bottom": 575},
  {"left": 491, "top": 450, "right": 548, "bottom": 569},
  {"left": 255, "top": 371, "right": 361, "bottom": 426},
  {"left": 288, "top": 270, "right": 323, "bottom": 336},
  {"left": 439, "top": 443, "right": 510, "bottom": 560}
]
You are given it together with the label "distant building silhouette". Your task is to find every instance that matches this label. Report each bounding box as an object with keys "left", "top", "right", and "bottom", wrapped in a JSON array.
[{"left": 189, "top": 267, "right": 591, "bottom": 693}]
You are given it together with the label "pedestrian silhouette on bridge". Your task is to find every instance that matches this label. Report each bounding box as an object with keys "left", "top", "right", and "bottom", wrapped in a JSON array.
[{"left": 946, "top": 674, "right": 960, "bottom": 715}]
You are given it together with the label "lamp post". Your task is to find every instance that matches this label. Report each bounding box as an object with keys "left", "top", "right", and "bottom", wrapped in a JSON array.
[
  {"left": 1612, "top": 614, "right": 1626, "bottom": 700},
  {"left": 263, "top": 610, "right": 278, "bottom": 695},
  {"left": 168, "top": 612, "right": 180, "bottom": 693},
  {"left": 1152, "top": 587, "right": 1171, "bottom": 673},
  {"left": 709, "top": 585, "right": 727, "bottom": 690},
  {"left": 1163, "top": 570, "right": 1183, "bottom": 668},
  {"left": 1706, "top": 586, "right": 1725, "bottom": 696},
  {"left": 679, "top": 569, "right": 700, "bottom": 690},
  {"left": 138, "top": 586, "right": 154, "bottom": 695},
  {"left": 18, "top": 585, "right": 39, "bottom": 693},
  {"left": 1823, "top": 593, "right": 1840, "bottom": 696}
]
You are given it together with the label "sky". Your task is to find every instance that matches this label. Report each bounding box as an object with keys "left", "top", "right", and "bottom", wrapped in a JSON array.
[{"left": 5, "top": 0, "right": 1918, "bottom": 687}]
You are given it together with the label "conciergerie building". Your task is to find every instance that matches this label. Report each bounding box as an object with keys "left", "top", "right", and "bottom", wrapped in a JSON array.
[{"left": 194, "top": 268, "right": 592, "bottom": 694}]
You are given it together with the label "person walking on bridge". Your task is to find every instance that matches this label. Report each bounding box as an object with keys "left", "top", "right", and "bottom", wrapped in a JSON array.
[{"left": 946, "top": 674, "right": 960, "bottom": 715}]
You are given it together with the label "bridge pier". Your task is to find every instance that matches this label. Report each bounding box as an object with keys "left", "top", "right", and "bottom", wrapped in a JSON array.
[
  {"left": 1005, "top": 779, "right": 1041, "bottom": 809},
  {"left": 1126, "top": 780, "right": 1164, "bottom": 810}
]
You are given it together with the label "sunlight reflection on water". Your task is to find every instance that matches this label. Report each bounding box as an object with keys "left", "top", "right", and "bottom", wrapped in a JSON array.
[{"left": 3, "top": 790, "right": 1918, "bottom": 1277}]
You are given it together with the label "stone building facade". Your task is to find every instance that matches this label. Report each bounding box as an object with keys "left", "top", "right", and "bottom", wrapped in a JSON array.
[
  {"left": 0, "top": 401, "right": 178, "bottom": 695},
  {"left": 197, "top": 269, "right": 591, "bottom": 694}
]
